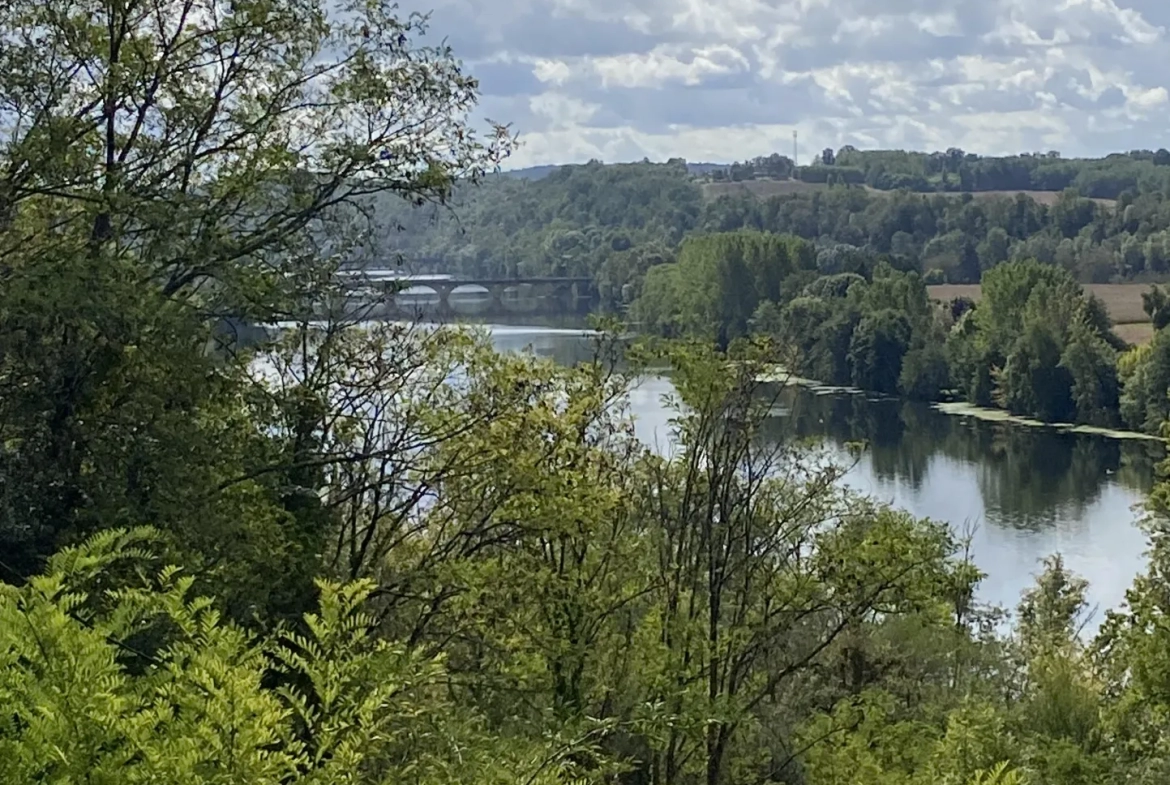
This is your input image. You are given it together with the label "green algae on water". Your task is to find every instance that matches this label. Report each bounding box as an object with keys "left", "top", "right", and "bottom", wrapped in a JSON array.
[{"left": 934, "top": 401, "right": 1164, "bottom": 443}]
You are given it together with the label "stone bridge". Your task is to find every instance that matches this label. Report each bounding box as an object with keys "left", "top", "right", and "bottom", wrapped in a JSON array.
[{"left": 339, "top": 275, "right": 598, "bottom": 316}]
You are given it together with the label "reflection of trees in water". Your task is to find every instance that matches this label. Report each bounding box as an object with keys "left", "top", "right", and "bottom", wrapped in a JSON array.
[
  {"left": 956, "top": 424, "right": 1158, "bottom": 531},
  {"left": 974, "top": 433, "right": 1101, "bottom": 530},
  {"left": 770, "top": 387, "right": 1162, "bottom": 532},
  {"left": 1117, "top": 443, "right": 1161, "bottom": 494},
  {"left": 776, "top": 392, "right": 935, "bottom": 490}
]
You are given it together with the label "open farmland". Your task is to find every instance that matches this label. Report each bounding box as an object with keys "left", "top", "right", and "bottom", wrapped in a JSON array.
[
  {"left": 928, "top": 283, "right": 1154, "bottom": 344},
  {"left": 701, "top": 179, "right": 829, "bottom": 199},
  {"left": 701, "top": 179, "right": 1117, "bottom": 208}
]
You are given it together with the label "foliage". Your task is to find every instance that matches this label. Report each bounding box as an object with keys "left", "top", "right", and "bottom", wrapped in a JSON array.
[
  {"left": 900, "top": 343, "right": 952, "bottom": 401},
  {"left": 0, "top": 528, "right": 589, "bottom": 785},
  {"left": 0, "top": 0, "right": 507, "bottom": 599},
  {"left": 944, "top": 261, "right": 1120, "bottom": 425},
  {"left": 1141, "top": 285, "right": 1170, "bottom": 330},
  {"left": 1118, "top": 333, "right": 1170, "bottom": 433},
  {"left": 368, "top": 160, "right": 699, "bottom": 305},
  {"left": 643, "top": 248, "right": 1160, "bottom": 430},
  {"left": 633, "top": 230, "right": 814, "bottom": 346},
  {"left": 0, "top": 0, "right": 510, "bottom": 312}
]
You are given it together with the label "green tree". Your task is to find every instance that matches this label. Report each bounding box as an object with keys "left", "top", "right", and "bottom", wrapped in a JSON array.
[
  {"left": 0, "top": 0, "right": 508, "bottom": 306},
  {"left": 1118, "top": 330, "right": 1170, "bottom": 433},
  {"left": 900, "top": 343, "right": 951, "bottom": 400},
  {"left": 1060, "top": 323, "right": 1120, "bottom": 427},
  {"left": 1092, "top": 441, "right": 1170, "bottom": 781},
  {"left": 0, "top": 528, "right": 591, "bottom": 785},
  {"left": 634, "top": 231, "right": 813, "bottom": 346},
  {"left": 0, "top": 0, "right": 506, "bottom": 596},
  {"left": 849, "top": 309, "right": 913, "bottom": 395},
  {"left": 977, "top": 227, "right": 1012, "bottom": 270},
  {"left": 1141, "top": 284, "right": 1170, "bottom": 330},
  {"left": 995, "top": 321, "right": 1074, "bottom": 421},
  {"left": 948, "top": 260, "right": 1119, "bottom": 424},
  {"left": 629, "top": 343, "right": 964, "bottom": 785}
]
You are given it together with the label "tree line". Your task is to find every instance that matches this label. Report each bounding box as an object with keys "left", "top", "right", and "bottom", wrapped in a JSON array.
[
  {"left": 634, "top": 230, "right": 1170, "bottom": 433},
  {"left": 712, "top": 147, "right": 1170, "bottom": 199},
  {"left": 8, "top": 3, "right": 1170, "bottom": 785}
]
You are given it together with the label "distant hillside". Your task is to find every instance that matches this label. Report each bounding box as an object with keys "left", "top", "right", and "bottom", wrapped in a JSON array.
[
  {"left": 501, "top": 161, "right": 728, "bottom": 180},
  {"left": 499, "top": 148, "right": 1170, "bottom": 201},
  {"left": 499, "top": 165, "right": 560, "bottom": 180},
  {"left": 709, "top": 148, "right": 1170, "bottom": 201},
  {"left": 357, "top": 156, "right": 1170, "bottom": 299},
  {"left": 702, "top": 179, "right": 830, "bottom": 200},
  {"left": 702, "top": 179, "right": 1118, "bottom": 207},
  {"left": 683, "top": 162, "right": 732, "bottom": 176}
]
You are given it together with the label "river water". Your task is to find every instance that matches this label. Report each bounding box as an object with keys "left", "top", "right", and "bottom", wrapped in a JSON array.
[{"left": 486, "top": 322, "right": 1162, "bottom": 627}]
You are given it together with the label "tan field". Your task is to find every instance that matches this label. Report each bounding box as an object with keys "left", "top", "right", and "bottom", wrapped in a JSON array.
[
  {"left": 702, "top": 179, "right": 1117, "bottom": 208},
  {"left": 928, "top": 283, "right": 1154, "bottom": 344},
  {"left": 1113, "top": 322, "right": 1155, "bottom": 346}
]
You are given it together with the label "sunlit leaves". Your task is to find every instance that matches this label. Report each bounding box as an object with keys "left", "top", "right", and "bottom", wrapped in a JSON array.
[{"left": 0, "top": 530, "right": 590, "bottom": 785}]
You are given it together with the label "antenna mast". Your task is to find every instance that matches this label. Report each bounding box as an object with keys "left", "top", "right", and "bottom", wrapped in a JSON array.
[{"left": 793, "top": 131, "right": 798, "bottom": 167}]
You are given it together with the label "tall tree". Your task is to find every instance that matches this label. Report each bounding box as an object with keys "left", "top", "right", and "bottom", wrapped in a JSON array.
[
  {"left": 0, "top": 0, "right": 509, "bottom": 304},
  {"left": 0, "top": 0, "right": 508, "bottom": 591}
]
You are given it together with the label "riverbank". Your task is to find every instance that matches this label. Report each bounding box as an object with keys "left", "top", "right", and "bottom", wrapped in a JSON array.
[{"left": 755, "top": 365, "right": 1165, "bottom": 445}]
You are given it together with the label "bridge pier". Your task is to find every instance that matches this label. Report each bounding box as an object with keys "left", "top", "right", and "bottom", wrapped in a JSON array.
[
  {"left": 486, "top": 282, "right": 506, "bottom": 310},
  {"left": 431, "top": 282, "right": 455, "bottom": 310}
]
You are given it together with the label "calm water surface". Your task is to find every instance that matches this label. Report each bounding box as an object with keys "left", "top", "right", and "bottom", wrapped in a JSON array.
[{"left": 487, "top": 322, "right": 1161, "bottom": 626}]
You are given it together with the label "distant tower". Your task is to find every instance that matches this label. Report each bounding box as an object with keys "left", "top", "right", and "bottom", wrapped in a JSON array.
[{"left": 792, "top": 131, "right": 798, "bottom": 167}]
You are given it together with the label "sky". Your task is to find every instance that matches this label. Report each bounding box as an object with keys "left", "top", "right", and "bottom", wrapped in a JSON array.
[{"left": 393, "top": 0, "right": 1170, "bottom": 169}]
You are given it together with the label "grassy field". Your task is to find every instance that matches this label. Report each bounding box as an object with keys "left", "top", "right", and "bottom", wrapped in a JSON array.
[
  {"left": 927, "top": 283, "right": 1153, "bottom": 345},
  {"left": 701, "top": 179, "right": 1117, "bottom": 208}
]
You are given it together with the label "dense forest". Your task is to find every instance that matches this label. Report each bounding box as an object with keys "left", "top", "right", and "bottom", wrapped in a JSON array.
[
  {"left": 373, "top": 152, "right": 1170, "bottom": 297},
  {"left": 9, "top": 3, "right": 1170, "bottom": 785}
]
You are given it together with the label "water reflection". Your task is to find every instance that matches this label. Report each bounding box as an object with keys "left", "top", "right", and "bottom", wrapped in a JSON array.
[
  {"left": 483, "top": 324, "right": 1160, "bottom": 624},
  {"left": 757, "top": 387, "right": 1156, "bottom": 621},
  {"left": 777, "top": 390, "right": 1159, "bottom": 526},
  {"left": 478, "top": 322, "right": 607, "bottom": 365}
]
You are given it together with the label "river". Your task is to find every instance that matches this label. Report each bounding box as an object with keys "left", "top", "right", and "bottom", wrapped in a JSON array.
[{"left": 487, "top": 321, "right": 1162, "bottom": 628}]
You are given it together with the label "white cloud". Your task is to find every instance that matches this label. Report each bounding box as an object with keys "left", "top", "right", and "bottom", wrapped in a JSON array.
[
  {"left": 912, "top": 11, "right": 961, "bottom": 36},
  {"left": 1127, "top": 85, "right": 1169, "bottom": 109},
  {"left": 392, "top": 0, "right": 1170, "bottom": 166},
  {"left": 532, "top": 59, "right": 573, "bottom": 86},
  {"left": 528, "top": 93, "right": 600, "bottom": 127},
  {"left": 582, "top": 45, "right": 751, "bottom": 88}
]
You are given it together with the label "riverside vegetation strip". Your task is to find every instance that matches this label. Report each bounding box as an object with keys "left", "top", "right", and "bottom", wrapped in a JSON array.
[{"left": 632, "top": 230, "right": 1170, "bottom": 436}]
